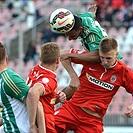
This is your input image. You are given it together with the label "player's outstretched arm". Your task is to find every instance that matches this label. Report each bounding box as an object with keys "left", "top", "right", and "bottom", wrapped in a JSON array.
[
  {"left": 61, "top": 50, "right": 100, "bottom": 63},
  {"left": 88, "top": 5, "right": 97, "bottom": 17},
  {"left": 61, "top": 50, "right": 80, "bottom": 89}
]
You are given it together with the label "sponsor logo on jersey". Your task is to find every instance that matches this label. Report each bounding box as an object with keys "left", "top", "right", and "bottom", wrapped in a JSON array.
[{"left": 86, "top": 73, "right": 114, "bottom": 90}]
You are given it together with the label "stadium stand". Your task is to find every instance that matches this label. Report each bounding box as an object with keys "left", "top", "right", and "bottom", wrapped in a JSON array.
[{"left": 0, "top": 0, "right": 133, "bottom": 131}]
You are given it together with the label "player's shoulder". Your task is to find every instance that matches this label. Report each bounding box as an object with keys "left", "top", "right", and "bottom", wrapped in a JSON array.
[
  {"left": 77, "top": 12, "right": 94, "bottom": 18},
  {"left": 1, "top": 68, "right": 25, "bottom": 86},
  {"left": 1, "top": 68, "right": 20, "bottom": 79},
  {"left": 117, "top": 60, "right": 132, "bottom": 71}
]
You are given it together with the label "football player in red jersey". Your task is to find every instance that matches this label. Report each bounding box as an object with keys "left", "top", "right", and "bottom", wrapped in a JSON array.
[
  {"left": 60, "top": 5, "right": 123, "bottom": 95},
  {"left": 26, "top": 42, "right": 66, "bottom": 133},
  {"left": 54, "top": 38, "right": 133, "bottom": 133}
]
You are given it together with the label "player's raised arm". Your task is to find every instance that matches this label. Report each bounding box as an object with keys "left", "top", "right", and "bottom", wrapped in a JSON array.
[{"left": 87, "top": 5, "right": 97, "bottom": 17}]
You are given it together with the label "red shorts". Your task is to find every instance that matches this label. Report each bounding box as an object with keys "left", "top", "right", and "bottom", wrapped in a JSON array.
[
  {"left": 45, "top": 114, "right": 57, "bottom": 133},
  {"left": 54, "top": 101, "right": 104, "bottom": 133}
]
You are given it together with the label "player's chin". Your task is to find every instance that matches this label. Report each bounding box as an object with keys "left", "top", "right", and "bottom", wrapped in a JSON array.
[{"left": 103, "top": 65, "right": 110, "bottom": 69}]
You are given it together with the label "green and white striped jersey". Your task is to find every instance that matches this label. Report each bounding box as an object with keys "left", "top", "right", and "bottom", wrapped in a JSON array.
[
  {"left": 77, "top": 12, "right": 123, "bottom": 59},
  {"left": 0, "top": 68, "right": 30, "bottom": 133}
]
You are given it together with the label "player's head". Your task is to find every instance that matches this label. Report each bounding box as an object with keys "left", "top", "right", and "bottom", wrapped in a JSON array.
[
  {"left": 39, "top": 42, "right": 60, "bottom": 69},
  {"left": 65, "top": 15, "right": 83, "bottom": 40},
  {"left": 0, "top": 42, "right": 7, "bottom": 64},
  {"left": 99, "top": 37, "right": 118, "bottom": 69}
]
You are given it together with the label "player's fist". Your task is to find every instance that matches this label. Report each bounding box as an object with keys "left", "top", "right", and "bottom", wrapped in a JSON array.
[{"left": 125, "top": 104, "right": 133, "bottom": 118}]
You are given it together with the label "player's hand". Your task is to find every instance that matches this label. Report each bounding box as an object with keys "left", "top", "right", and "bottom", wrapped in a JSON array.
[
  {"left": 30, "top": 125, "right": 38, "bottom": 133},
  {"left": 56, "top": 91, "right": 66, "bottom": 103},
  {"left": 88, "top": 5, "right": 97, "bottom": 16},
  {"left": 125, "top": 104, "right": 133, "bottom": 118},
  {"left": 69, "top": 76, "right": 80, "bottom": 91}
]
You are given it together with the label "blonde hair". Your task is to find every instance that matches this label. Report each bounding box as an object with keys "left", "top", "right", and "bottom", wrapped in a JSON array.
[
  {"left": 39, "top": 42, "right": 60, "bottom": 64},
  {"left": 99, "top": 38, "right": 118, "bottom": 53}
]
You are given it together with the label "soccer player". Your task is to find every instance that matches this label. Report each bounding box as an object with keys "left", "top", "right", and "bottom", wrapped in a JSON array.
[
  {"left": 0, "top": 42, "right": 45, "bottom": 133},
  {"left": 60, "top": 5, "right": 123, "bottom": 92},
  {"left": 26, "top": 42, "right": 66, "bottom": 133},
  {"left": 54, "top": 37, "right": 133, "bottom": 133}
]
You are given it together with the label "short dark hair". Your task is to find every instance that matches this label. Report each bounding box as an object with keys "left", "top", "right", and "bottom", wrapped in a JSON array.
[{"left": 71, "top": 15, "right": 82, "bottom": 30}]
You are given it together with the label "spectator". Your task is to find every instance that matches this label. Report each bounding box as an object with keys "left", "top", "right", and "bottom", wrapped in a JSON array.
[
  {"left": 23, "top": 41, "right": 38, "bottom": 64},
  {"left": 24, "top": 0, "right": 36, "bottom": 29}
]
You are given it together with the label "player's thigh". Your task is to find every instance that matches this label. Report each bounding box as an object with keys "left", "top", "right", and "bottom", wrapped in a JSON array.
[
  {"left": 75, "top": 114, "right": 103, "bottom": 133},
  {"left": 55, "top": 102, "right": 79, "bottom": 131},
  {"left": 75, "top": 124, "right": 103, "bottom": 133}
]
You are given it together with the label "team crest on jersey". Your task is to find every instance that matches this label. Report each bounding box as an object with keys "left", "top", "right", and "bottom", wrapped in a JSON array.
[
  {"left": 42, "top": 78, "right": 49, "bottom": 84},
  {"left": 110, "top": 75, "right": 117, "bottom": 83},
  {"left": 86, "top": 73, "right": 114, "bottom": 90}
]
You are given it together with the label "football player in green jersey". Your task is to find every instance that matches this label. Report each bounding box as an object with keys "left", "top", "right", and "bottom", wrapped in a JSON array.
[{"left": 60, "top": 5, "right": 123, "bottom": 99}]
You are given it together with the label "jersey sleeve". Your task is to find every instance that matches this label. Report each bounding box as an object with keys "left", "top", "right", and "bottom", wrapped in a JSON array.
[
  {"left": 69, "top": 48, "right": 89, "bottom": 65},
  {"left": 35, "top": 77, "right": 57, "bottom": 95},
  {"left": 3, "top": 73, "right": 30, "bottom": 102},
  {"left": 123, "top": 68, "right": 133, "bottom": 94},
  {"left": 77, "top": 12, "right": 94, "bottom": 19}
]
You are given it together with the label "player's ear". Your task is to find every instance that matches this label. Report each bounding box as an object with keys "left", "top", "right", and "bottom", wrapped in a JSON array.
[
  {"left": 79, "top": 26, "right": 83, "bottom": 32},
  {"left": 79, "top": 26, "right": 83, "bottom": 30},
  {"left": 56, "top": 57, "right": 60, "bottom": 64},
  {"left": 6, "top": 55, "right": 8, "bottom": 62},
  {"left": 116, "top": 52, "right": 118, "bottom": 59}
]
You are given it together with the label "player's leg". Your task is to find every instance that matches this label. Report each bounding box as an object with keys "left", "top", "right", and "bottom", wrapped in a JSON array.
[
  {"left": 74, "top": 111, "right": 104, "bottom": 133},
  {"left": 54, "top": 101, "right": 79, "bottom": 132}
]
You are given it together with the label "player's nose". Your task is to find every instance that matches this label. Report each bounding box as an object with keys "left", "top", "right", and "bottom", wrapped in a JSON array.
[{"left": 102, "top": 60, "right": 108, "bottom": 65}]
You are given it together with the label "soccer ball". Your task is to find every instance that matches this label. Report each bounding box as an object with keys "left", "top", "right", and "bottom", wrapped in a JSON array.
[{"left": 50, "top": 8, "right": 75, "bottom": 34}]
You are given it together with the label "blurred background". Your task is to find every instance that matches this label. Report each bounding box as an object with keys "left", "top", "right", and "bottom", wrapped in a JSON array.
[{"left": 0, "top": 0, "right": 133, "bottom": 132}]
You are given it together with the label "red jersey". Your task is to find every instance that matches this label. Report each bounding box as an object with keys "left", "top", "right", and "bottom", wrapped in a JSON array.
[
  {"left": 70, "top": 49, "right": 133, "bottom": 117},
  {"left": 26, "top": 65, "right": 57, "bottom": 132}
]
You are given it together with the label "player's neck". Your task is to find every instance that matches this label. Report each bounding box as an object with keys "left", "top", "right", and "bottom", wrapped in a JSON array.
[
  {"left": 0, "top": 64, "right": 8, "bottom": 73},
  {"left": 40, "top": 63, "right": 56, "bottom": 72}
]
